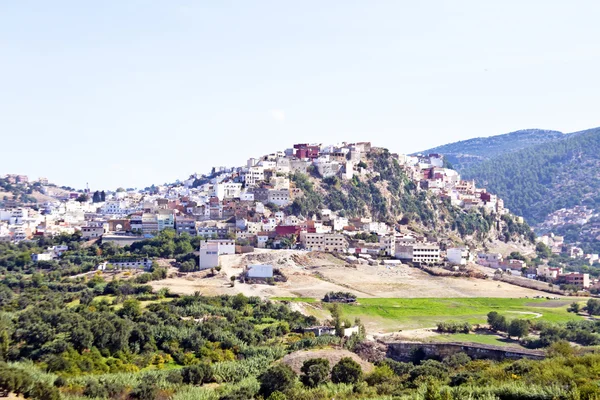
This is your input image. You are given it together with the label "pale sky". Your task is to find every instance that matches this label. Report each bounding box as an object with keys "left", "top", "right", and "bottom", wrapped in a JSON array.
[{"left": 1, "top": 1, "right": 599, "bottom": 189}]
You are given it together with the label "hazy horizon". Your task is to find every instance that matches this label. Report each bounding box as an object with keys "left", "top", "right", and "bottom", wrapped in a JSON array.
[{"left": 2, "top": 1, "right": 600, "bottom": 189}]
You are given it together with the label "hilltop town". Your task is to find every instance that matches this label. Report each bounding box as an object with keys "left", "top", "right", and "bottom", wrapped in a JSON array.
[{"left": 1, "top": 141, "right": 597, "bottom": 293}]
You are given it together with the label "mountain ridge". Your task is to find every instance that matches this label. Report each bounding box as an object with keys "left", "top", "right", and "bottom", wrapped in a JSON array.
[{"left": 417, "top": 129, "right": 565, "bottom": 171}]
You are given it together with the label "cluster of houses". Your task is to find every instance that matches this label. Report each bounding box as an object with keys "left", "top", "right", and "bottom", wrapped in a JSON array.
[
  {"left": 398, "top": 154, "right": 508, "bottom": 215},
  {"left": 3, "top": 143, "right": 595, "bottom": 291},
  {"left": 537, "top": 232, "right": 599, "bottom": 265},
  {"left": 539, "top": 206, "right": 596, "bottom": 230},
  {"left": 476, "top": 251, "right": 595, "bottom": 290}
]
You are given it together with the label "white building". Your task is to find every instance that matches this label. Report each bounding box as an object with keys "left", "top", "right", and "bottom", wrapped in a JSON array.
[
  {"left": 395, "top": 243, "right": 440, "bottom": 263},
  {"left": 301, "top": 232, "right": 348, "bottom": 252},
  {"left": 247, "top": 264, "right": 273, "bottom": 279},
  {"left": 214, "top": 182, "right": 242, "bottom": 201},
  {"left": 447, "top": 247, "right": 469, "bottom": 265},
  {"left": 245, "top": 166, "right": 265, "bottom": 187}
]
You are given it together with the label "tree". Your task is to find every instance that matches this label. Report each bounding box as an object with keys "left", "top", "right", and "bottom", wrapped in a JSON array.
[
  {"left": 508, "top": 319, "right": 529, "bottom": 339},
  {"left": 487, "top": 311, "right": 508, "bottom": 332},
  {"left": 116, "top": 187, "right": 125, "bottom": 192},
  {"left": 76, "top": 194, "right": 89, "bottom": 203},
  {"left": 230, "top": 275, "right": 236, "bottom": 287},
  {"left": 119, "top": 299, "right": 142, "bottom": 319},
  {"left": 331, "top": 357, "right": 363, "bottom": 384},
  {"left": 258, "top": 364, "right": 297, "bottom": 397},
  {"left": 568, "top": 302, "right": 581, "bottom": 313},
  {"left": 586, "top": 299, "right": 600, "bottom": 315},
  {"left": 300, "top": 358, "right": 330, "bottom": 387},
  {"left": 535, "top": 242, "right": 552, "bottom": 259}
]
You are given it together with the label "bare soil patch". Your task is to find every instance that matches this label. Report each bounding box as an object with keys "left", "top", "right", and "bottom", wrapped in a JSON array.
[
  {"left": 152, "top": 250, "right": 554, "bottom": 299},
  {"left": 280, "top": 349, "right": 374, "bottom": 374}
]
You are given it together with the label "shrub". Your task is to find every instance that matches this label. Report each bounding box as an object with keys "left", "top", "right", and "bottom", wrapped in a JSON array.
[
  {"left": 182, "top": 363, "right": 213, "bottom": 385},
  {"left": 300, "top": 358, "right": 330, "bottom": 388},
  {"left": 258, "top": 364, "right": 297, "bottom": 397},
  {"left": 436, "top": 321, "right": 471, "bottom": 334},
  {"left": 331, "top": 357, "right": 363, "bottom": 384},
  {"left": 443, "top": 353, "right": 471, "bottom": 368}
]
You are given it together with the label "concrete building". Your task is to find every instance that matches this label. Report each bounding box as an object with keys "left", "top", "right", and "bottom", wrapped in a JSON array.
[
  {"left": 245, "top": 166, "right": 265, "bottom": 187},
  {"left": 447, "top": 247, "right": 469, "bottom": 265},
  {"left": 175, "top": 217, "right": 196, "bottom": 236},
  {"left": 81, "top": 223, "right": 106, "bottom": 239},
  {"left": 214, "top": 181, "right": 242, "bottom": 200},
  {"left": 477, "top": 253, "right": 503, "bottom": 268},
  {"left": 267, "top": 189, "right": 291, "bottom": 207},
  {"left": 199, "top": 241, "right": 220, "bottom": 270},
  {"left": 301, "top": 232, "right": 348, "bottom": 252},
  {"left": 560, "top": 272, "right": 590, "bottom": 289},
  {"left": 395, "top": 243, "right": 440, "bottom": 263}
]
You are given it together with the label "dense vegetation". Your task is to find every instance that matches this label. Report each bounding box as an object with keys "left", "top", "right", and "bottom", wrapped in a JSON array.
[
  {"left": 0, "top": 230, "right": 201, "bottom": 275},
  {"left": 462, "top": 127, "right": 600, "bottom": 225},
  {"left": 4, "top": 247, "right": 600, "bottom": 399}
]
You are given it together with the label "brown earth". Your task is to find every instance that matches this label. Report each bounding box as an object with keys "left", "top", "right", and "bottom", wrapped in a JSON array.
[
  {"left": 151, "top": 249, "right": 555, "bottom": 299},
  {"left": 279, "top": 349, "right": 374, "bottom": 374}
]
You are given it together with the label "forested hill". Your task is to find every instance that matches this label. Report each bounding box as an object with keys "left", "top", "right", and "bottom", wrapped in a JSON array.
[
  {"left": 461, "top": 127, "right": 600, "bottom": 225},
  {"left": 417, "top": 129, "right": 564, "bottom": 171}
]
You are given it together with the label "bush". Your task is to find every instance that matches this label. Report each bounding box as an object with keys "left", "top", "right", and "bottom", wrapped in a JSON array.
[
  {"left": 331, "top": 357, "right": 363, "bottom": 384},
  {"left": 436, "top": 321, "right": 471, "bottom": 334},
  {"left": 258, "top": 364, "right": 297, "bottom": 397},
  {"left": 181, "top": 363, "right": 213, "bottom": 385},
  {"left": 83, "top": 379, "right": 107, "bottom": 398},
  {"left": 131, "top": 378, "right": 158, "bottom": 400},
  {"left": 443, "top": 353, "right": 471, "bottom": 368},
  {"left": 300, "top": 358, "right": 330, "bottom": 388},
  {"left": 409, "top": 360, "right": 448, "bottom": 382}
]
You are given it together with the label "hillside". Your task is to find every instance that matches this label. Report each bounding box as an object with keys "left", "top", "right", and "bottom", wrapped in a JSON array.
[
  {"left": 460, "top": 127, "right": 600, "bottom": 230},
  {"left": 417, "top": 129, "right": 564, "bottom": 171},
  {"left": 287, "top": 148, "right": 534, "bottom": 248}
]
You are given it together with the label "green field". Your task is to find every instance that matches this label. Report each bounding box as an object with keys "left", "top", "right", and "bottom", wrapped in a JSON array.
[{"left": 280, "top": 297, "right": 582, "bottom": 332}]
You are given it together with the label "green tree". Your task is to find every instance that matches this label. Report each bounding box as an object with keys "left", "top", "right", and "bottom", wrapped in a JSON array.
[
  {"left": 508, "top": 319, "right": 529, "bottom": 339},
  {"left": 586, "top": 299, "right": 600, "bottom": 315},
  {"left": 331, "top": 357, "right": 363, "bottom": 384},
  {"left": 119, "top": 299, "right": 142, "bottom": 319},
  {"left": 258, "top": 364, "right": 297, "bottom": 397},
  {"left": 300, "top": 358, "right": 330, "bottom": 387},
  {"left": 487, "top": 311, "right": 508, "bottom": 332},
  {"left": 568, "top": 302, "right": 581, "bottom": 313}
]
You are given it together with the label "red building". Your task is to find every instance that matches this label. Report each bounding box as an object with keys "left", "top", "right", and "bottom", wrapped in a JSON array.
[
  {"left": 294, "top": 144, "right": 320, "bottom": 159},
  {"left": 275, "top": 225, "right": 301, "bottom": 238}
]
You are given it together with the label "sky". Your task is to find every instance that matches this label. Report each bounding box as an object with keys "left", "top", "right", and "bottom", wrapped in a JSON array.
[{"left": 1, "top": 1, "right": 600, "bottom": 189}]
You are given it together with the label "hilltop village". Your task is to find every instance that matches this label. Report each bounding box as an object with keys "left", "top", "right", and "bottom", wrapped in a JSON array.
[{"left": 1, "top": 142, "right": 597, "bottom": 291}]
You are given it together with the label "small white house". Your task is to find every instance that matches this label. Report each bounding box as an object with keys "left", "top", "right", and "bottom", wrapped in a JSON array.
[
  {"left": 247, "top": 264, "right": 273, "bottom": 279},
  {"left": 447, "top": 247, "right": 469, "bottom": 265}
]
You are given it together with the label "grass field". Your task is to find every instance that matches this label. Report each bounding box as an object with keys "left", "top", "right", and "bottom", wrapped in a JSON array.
[
  {"left": 434, "top": 333, "right": 521, "bottom": 347},
  {"left": 280, "top": 297, "right": 582, "bottom": 332}
]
